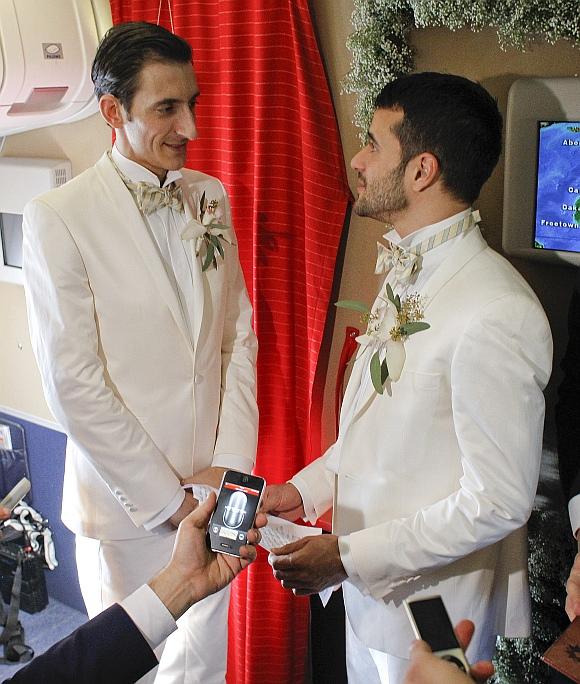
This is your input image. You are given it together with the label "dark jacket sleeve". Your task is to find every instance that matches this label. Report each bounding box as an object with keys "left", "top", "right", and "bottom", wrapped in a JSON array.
[
  {"left": 3, "top": 604, "right": 158, "bottom": 684},
  {"left": 556, "top": 277, "right": 580, "bottom": 503}
]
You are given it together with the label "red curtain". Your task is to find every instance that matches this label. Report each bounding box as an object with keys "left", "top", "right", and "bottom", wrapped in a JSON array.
[{"left": 110, "top": 2, "right": 351, "bottom": 681}]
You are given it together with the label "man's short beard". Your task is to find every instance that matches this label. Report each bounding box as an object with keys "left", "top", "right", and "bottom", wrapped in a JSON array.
[{"left": 354, "top": 160, "right": 408, "bottom": 221}]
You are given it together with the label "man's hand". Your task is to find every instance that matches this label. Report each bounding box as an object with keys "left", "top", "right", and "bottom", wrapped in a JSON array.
[
  {"left": 271, "top": 534, "right": 347, "bottom": 595},
  {"left": 169, "top": 490, "right": 198, "bottom": 528},
  {"left": 404, "top": 620, "right": 494, "bottom": 684},
  {"left": 175, "top": 466, "right": 229, "bottom": 526},
  {"left": 566, "top": 546, "right": 580, "bottom": 621},
  {"left": 150, "top": 492, "right": 266, "bottom": 620},
  {"left": 261, "top": 483, "right": 305, "bottom": 521},
  {"left": 181, "top": 466, "right": 228, "bottom": 490}
]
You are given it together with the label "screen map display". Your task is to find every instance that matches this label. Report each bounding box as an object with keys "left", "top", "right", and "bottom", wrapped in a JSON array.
[{"left": 534, "top": 121, "right": 580, "bottom": 252}]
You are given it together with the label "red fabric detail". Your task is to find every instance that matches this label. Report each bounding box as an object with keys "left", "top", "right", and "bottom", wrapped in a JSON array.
[
  {"left": 335, "top": 326, "right": 360, "bottom": 438},
  {"left": 110, "top": 2, "right": 351, "bottom": 682}
]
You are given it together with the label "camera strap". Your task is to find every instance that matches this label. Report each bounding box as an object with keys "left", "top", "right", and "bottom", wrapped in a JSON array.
[{"left": 0, "top": 552, "right": 34, "bottom": 663}]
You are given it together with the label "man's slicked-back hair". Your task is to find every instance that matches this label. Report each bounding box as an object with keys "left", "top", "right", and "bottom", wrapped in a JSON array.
[
  {"left": 374, "top": 72, "right": 503, "bottom": 204},
  {"left": 91, "top": 21, "right": 192, "bottom": 112}
]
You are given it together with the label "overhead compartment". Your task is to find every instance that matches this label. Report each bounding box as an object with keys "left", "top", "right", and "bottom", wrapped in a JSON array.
[{"left": 0, "top": 0, "right": 112, "bottom": 136}]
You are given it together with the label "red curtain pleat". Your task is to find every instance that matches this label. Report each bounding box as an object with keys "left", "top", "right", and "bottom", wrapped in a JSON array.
[{"left": 110, "top": 2, "right": 351, "bottom": 682}]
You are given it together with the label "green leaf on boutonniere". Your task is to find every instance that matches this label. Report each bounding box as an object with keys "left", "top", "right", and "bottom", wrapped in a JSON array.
[
  {"left": 210, "top": 234, "right": 225, "bottom": 258},
  {"left": 335, "top": 300, "right": 370, "bottom": 314},
  {"left": 200, "top": 191, "right": 207, "bottom": 221},
  {"left": 385, "top": 283, "right": 401, "bottom": 313},
  {"left": 202, "top": 241, "right": 215, "bottom": 271},
  {"left": 370, "top": 351, "right": 385, "bottom": 394},
  {"left": 400, "top": 321, "right": 430, "bottom": 336},
  {"left": 381, "top": 359, "right": 389, "bottom": 385}
]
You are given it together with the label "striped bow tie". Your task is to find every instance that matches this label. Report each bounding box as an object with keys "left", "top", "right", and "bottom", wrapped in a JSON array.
[
  {"left": 375, "top": 210, "right": 481, "bottom": 284},
  {"left": 126, "top": 180, "right": 184, "bottom": 215},
  {"left": 375, "top": 242, "right": 421, "bottom": 283}
]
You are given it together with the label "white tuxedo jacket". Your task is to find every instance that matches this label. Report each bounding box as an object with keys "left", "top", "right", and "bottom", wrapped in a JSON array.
[
  {"left": 293, "top": 227, "right": 552, "bottom": 659},
  {"left": 23, "top": 153, "right": 258, "bottom": 540}
]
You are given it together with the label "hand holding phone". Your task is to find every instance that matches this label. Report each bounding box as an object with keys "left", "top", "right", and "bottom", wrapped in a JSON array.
[
  {"left": 404, "top": 596, "right": 470, "bottom": 673},
  {"left": 208, "top": 470, "right": 265, "bottom": 557}
]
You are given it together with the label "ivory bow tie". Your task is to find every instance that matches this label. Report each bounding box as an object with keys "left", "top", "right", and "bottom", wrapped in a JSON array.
[
  {"left": 375, "top": 242, "right": 421, "bottom": 282},
  {"left": 107, "top": 150, "right": 185, "bottom": 215},
  {"left": 127, "top": 180, "right": 185, "bottom": 215},
  {"left": 375, "top": 210, "right": 481, "bottom": 284}
]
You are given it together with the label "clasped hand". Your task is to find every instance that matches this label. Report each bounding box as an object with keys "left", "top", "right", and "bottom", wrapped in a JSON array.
[
  {"left": 271, "top": 534, "right": 347, "bottom": 595},
  {"left": 261, "top": 482, "right": 346, "bottom": 595}
]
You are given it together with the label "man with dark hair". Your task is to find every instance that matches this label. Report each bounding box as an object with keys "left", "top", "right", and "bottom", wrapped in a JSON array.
[
  {"left": 263, "top": 72, "right": 552, "bottom": 683},
  {"left": 372, "top": 73, "right": 503, "bottom": 207},
  {"left": 90, "top": 21, "right": 193, "bottom": 110},
  {"left": 23, "top": 21, "right": 258, "bottom": 683}
]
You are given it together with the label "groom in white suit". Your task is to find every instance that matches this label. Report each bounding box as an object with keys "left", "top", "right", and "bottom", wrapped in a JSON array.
[
  {"left": 263, "top": 72, "right": 552, "bottom": 683},
  {"left": 23, "top": 22, "right": 258, "bottom": 683}
]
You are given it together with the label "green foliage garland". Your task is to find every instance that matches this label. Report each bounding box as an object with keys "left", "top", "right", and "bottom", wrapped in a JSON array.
[
  {"left": 344, "top": 0, "right": 580, "bottom": 133},
  {"left": 491, "top": 507, "right": 574, "bottom": 684}
]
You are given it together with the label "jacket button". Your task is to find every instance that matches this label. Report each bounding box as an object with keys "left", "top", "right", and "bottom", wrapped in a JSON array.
[{"left": 194, "top": 373, "right": 203, "bottom": 384}]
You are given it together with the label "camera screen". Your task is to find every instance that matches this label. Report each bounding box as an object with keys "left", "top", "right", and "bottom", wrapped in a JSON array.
[
  {"left": 408, "top": 598, "right": 460, "bottom": 652},
  {"left": 211, "top": 481, "right": 261, "bottom": 542}
]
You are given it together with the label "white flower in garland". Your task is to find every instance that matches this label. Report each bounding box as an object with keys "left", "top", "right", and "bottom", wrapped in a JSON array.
[{"left": 336, "top": 283, "right": 429, "bottom": 393}]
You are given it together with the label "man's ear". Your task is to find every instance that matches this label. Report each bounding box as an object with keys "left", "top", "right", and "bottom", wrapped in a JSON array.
[
  {"left": 99, "top": 94, "right": 126, "bottom": 129},
  {"left": 408, "top": 152, "right": 440, "bottom": 192}
]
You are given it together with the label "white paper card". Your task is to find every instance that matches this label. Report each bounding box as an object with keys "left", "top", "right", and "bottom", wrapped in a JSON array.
[
  {"left": 259, "top": 513, "right": 322, "bottom": 551},
  {"left": 183, "top": 483, "right": 216, "bottom": 504},
  {"left": 0, "top": 425, "right": 12, "bottom": 451}
]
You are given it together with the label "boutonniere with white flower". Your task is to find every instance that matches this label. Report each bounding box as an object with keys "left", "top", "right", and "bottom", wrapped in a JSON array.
[
  {"left": 336, "top": 283, "right": 430, "bottom": 394},
  {"left": 181, "top": 192, "right": 233, "bottom": 271}
]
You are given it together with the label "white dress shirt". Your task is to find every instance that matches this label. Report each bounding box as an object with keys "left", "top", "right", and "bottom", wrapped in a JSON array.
[
  {"left": 121, "top": 584, "right": 176, "bottom": 652},
  {"left": 111, "top": 146, "right": 191, "bottom": 529}
]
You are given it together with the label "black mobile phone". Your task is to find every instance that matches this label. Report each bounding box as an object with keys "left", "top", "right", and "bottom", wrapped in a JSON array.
[
  {"left": 208, "top": 470, "right": 265, "bottom": 557},
  {"left": 404, "top": 596, "right": 470, "bottom": 673}
]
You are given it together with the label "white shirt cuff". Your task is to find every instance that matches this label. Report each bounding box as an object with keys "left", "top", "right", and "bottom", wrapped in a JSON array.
[
  {"left": 143, "top": 489, "right": 184, "bottom": 531},
  {"left": 289, "top": 474, "right": 318, "bottom": 525},
  {"left": 120, "top": 584, "right": 177, "bottom": 651},
  {"left": 569, "top": 494, "right": 580, "bottom": 537},
  {"left": 338, "top": 535, "right": 369, "bottom": 596}
]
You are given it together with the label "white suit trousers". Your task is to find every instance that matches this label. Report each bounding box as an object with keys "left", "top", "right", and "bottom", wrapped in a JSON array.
[{"left": 76, "top": 531, "right": 229, "bottom": 683}]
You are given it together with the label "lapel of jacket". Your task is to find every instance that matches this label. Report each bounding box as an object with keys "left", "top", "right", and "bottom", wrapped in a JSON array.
[
  {"left": 347, "top": 226, "right": 488, "bottom": 425},
  {"left": 180, "top": 185, "right": 205, "bottom": 347},
  {"left": 94, "top": 153, "right": 194, "bottom": 354},
  {"left": 419, "top": 226, "right": 487, "bottom": 313}
]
